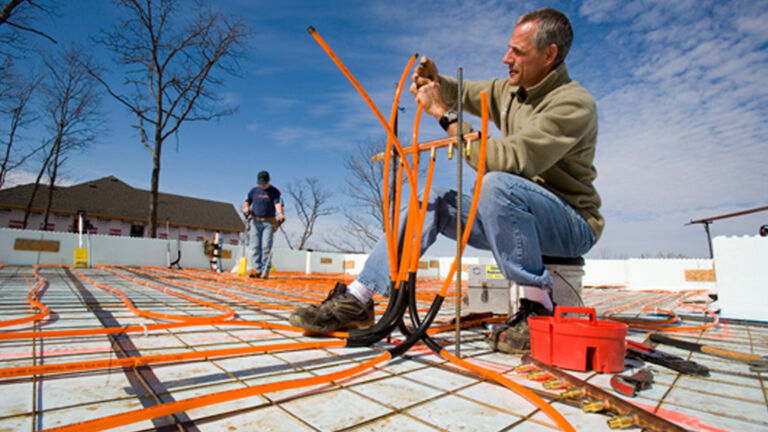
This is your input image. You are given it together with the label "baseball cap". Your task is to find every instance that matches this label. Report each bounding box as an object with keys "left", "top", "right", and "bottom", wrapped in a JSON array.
[{"left": 257, "top": 171, "right": 270, "bottom": 185}]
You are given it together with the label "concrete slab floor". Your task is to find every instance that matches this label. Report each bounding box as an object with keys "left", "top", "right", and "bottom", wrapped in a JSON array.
[{"left": 0, "top": 265, "right": 766, "bottom": 431}]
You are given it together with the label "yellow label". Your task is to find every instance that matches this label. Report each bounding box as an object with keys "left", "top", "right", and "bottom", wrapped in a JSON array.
[{"left": 485, "top": 265, "right": 504, "bottom": 279}]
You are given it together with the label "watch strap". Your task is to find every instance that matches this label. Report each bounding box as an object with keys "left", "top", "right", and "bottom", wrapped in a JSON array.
[{"left": 439, "top": 110, "right": 459, "bottom": 131}]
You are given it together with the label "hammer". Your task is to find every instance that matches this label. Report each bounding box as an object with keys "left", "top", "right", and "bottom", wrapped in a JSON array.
[{"left": 649, "top": 333, "right": 768, "bottom": 372}]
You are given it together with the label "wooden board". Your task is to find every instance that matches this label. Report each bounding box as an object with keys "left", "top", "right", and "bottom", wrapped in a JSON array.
[
  {"left": 684, "top": 269, "right": 716, "bottom": 282},
  {"left": 14, "top": 239, "right": 60, "bottom": 252}
]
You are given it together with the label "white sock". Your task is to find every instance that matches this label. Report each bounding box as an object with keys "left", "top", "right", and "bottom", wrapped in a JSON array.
[
  {"left": 519, "top": 285, "right": 553, "bottom": 312},
  {"left": 347, "top": 280, "right": 374, "bottom": 304}
]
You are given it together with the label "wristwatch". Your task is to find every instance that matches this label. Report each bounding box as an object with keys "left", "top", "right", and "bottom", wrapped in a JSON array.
[{"left": 439, "top": 110, "right": 459, "bottom": 131}]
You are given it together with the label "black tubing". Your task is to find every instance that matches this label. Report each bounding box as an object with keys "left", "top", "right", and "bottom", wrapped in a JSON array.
[
  {"left": 347, "top": 280, "right": 409, "bottom": 346},
  {"left": 405, "top": 272, "right": 443, "bottom": 353},
  {"left": 389, "top": 294, "right": 443, "bottom": 357}
]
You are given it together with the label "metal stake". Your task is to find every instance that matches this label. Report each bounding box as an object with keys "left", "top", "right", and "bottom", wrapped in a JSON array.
[{"left": 455, "top": 67, "right": 463, "bottom": 357}]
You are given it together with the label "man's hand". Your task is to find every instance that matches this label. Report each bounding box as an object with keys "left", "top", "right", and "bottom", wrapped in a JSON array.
[
  {"left": 416, "top": 82, "right": 449, "bottom": 119},
  {"left": 409, "top": 56, "right": 439, "bottom": 95}
]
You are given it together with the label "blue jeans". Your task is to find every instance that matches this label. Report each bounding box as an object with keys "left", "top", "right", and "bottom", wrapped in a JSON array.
[
  {"left": 249, "top": 219, "right": 275, "bottom": 275},
  {"left": 356, "top": 172, "right": 595, "bottom": 296}
]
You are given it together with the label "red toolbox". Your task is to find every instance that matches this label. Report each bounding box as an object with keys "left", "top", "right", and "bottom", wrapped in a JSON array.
[{"left": 528, "top": 306, "right": 628, "bottom": 373}]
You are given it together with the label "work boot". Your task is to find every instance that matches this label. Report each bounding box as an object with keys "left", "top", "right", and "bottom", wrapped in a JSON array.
[
  {"left": 289, "top": 282, "right": 374, "bottom": 332},
  {"left": 260, "top": 271, "right": 269, "bottom": 280},
  {"left": 488, "top": 299, "right": 552, "bottom": 354}
]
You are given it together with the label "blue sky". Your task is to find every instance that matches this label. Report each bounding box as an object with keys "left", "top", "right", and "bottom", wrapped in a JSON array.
[{"left": 5, "top": 0, "right": 768, "bottom": 258}]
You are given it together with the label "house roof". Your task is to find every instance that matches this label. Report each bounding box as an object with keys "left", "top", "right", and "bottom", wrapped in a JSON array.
[{"left": 0, "top": 176, "right": 244, "bottom": 232}]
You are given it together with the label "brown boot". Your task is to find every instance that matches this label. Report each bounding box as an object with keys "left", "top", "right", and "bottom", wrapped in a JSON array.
[
  {"left": 488, "top": 299, "right": 552, "bottom": 353},
  {"left": 289, "top": 282, "right": 374, "bottom": 332}
]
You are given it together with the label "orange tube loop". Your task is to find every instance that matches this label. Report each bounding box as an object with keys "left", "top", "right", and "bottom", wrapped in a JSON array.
[
  {"left": 0, "top": 339, "right": 346, "bottom": 379},
  {"left": 89, "top": 266, "right": 235, "bottom": 323},
  {"left": 42, "top": 352, "right": 392, "bottom": 432},
  {"left": 0, "top": 267, "right": 49, "bottom": 328},
  {"left": 441, "top": 349, "right": 576, "bottom": 432}
]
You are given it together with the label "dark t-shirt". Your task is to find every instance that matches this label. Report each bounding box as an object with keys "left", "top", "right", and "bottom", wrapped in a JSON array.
[{"left": 246, "top": 185, "right": 281, "bottom": 218}]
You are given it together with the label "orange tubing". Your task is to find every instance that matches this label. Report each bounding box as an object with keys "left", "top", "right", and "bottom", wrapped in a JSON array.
[
  {"left": 0, "top": 316, "right": 349, "bottom": 341},
  {"left": 399, "top": 104, "right": 425, "bottom": 279},
  {"left": 308, "top": 27, "right": 421, "bottom": 281},
  {"left": 384, "top": 56, "right": 418, "bottom": 281},
  {"left": 621, "top": 303, "right": 719, "bottom": 332},
  {"left": 441, "top": 349, "right": 576, "bottom": 432},
  {"left": 42, "top": 352, "right": 392, "bottom": 432},
  {"left": 82, "top": 266, "right": 235, "bottom": 323},
  {"left": 438, "top": 91, "right": 488, "bottom": 298},
  {"left": 0, "top": 266, "right": 49, "bottom": 328},
  {"left": 146, "top": 266, "right": 326, "bottom": 302},
  {"left": 128, "top": 267, "right": 302, "bottom": 311},
  {"left": 0, "top": 339, "right": 346, "bottom": 379},
  {"left": 599, "top": 289, "right": 719, "bottom": 332},
  {"left": 410, "top": 154, "right": 436, "bottom": 274}
]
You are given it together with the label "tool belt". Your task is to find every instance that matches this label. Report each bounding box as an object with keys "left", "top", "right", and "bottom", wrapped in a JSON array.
[
  {"left": 251, "top": 216, "right": 283, "bottom": 231},
  {"left": 251, "top": 216, "right": 275, "bottom": 222}
]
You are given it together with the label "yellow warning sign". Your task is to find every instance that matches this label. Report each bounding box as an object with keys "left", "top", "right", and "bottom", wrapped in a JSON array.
[{"left": 485, "top": 265, "right": 504, "bottom": 279}]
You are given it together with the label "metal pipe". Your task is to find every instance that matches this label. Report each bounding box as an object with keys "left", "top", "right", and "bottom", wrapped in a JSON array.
[
  {"left": 455, "top": 67, "right": 463, "bottom": 357},
  {"left": 522, "top": 354, "right": 689, "bottom": 432}
]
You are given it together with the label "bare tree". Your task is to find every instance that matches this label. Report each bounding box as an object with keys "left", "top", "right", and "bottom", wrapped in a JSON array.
[
  {"left": 0, "top": 0, "right": 56, "bottom": 43},
  {"left": 94, "top": 0, "right": 249, "bottom": 237},
  {"left": 1, "top": 0, "right": 56, "bottom": 73},
  {"left": 22, "top": 46, "right": 103, "bottom": 229},
  {"left": 323, "top": 138, "right": 387, "bottom": 252},
  {"left": 1, "top": 1, "right": 56, "bottom": 100},
  {"left": 0, "top": 69, "right": 41, "bottom": 188},
  {"left": 286, "top": 177, "right": 336, "bottom": 251}
]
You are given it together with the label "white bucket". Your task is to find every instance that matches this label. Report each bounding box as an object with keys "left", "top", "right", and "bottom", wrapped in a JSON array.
[
  {"left": 508, "top": 261, "right": 585, "bottom": 315},
  {"left": 546, "top": 263, "right": 585, "bottom": 308}
]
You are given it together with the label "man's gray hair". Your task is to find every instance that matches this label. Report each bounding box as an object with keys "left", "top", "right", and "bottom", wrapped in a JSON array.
[{"left": 517, "top": 8, "right": 573, "bottom": 66}]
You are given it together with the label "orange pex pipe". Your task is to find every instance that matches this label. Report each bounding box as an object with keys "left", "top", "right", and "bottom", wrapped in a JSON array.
[
  {"left": 79, "top": 266, "right": 235, "bottom": 323},
  {"left": 398, "top": 105, "right": 425, "bottom": 280},
  {"left": 0, "top": 267, "right": 49, "bottom": 328},
  {"left": 441, "top": 349, "right": 576, "bottom": 432},
  {"left": 42, "top": 352, "right": 392, "bottom": 432},
  {"left": 308, "top": 27, "right": 421, "bottom": 281},
  {"left": 410, "top": 157, "right": 436, "bottom": 274},
  {"left": 438, "top": 91, "right": 488, "bottom": 298},
  {"left": 0, "top": 339, "right": 346, "bottom": 379}
]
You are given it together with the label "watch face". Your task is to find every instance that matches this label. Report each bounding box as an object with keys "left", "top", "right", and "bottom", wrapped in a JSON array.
[{"left": 440, "top": 110, "right": 459, "bottom": 130}]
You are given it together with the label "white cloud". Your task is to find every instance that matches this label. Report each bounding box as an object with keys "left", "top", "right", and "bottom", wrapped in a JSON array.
[
  {"left": 2, "top": 169, "right": 78, "bottom": 189},
  {"left": 580, "top": 0, "right": 768, "bottom": 255}
]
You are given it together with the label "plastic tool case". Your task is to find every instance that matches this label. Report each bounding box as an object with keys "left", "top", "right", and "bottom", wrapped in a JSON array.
[{"left": 528, "top": 306, "right": 628, "bottom": 373}]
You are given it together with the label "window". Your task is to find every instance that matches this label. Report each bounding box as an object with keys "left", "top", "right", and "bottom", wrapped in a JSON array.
[{"left": 130, "top": 224, "right": 144, "bottom": 238}]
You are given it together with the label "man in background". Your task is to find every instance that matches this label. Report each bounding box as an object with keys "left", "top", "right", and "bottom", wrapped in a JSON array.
[{"left": 243, "top": 170, "right": 285, "bottom": 279}]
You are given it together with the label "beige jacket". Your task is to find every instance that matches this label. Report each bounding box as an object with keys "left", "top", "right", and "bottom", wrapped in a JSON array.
[{"left": 439, "top": 63, "right": 604, "bottom": 241}]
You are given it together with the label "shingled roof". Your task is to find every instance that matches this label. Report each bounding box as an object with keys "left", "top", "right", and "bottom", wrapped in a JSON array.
[{"left": 0, "top": 176, "right": 243, "bottom": 233}]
